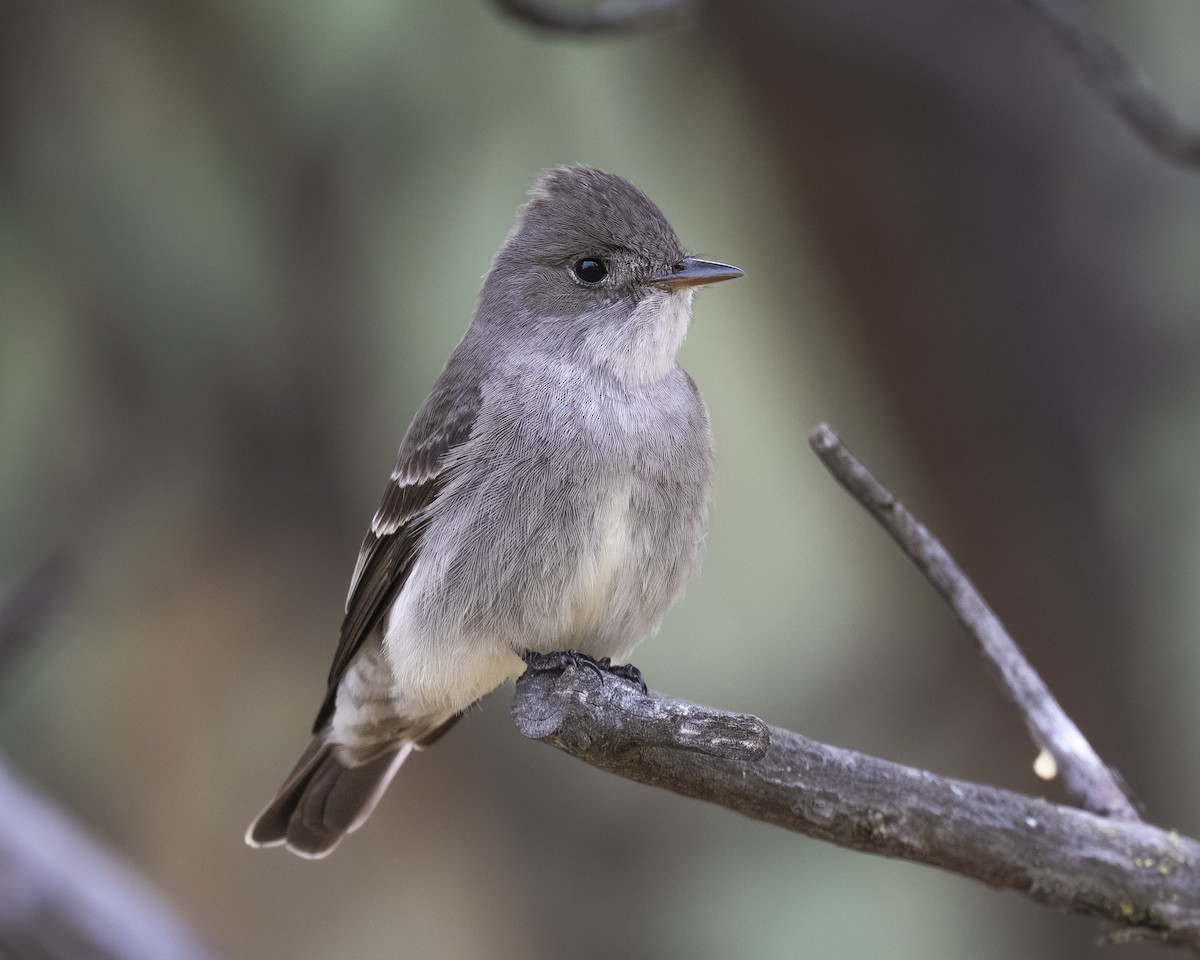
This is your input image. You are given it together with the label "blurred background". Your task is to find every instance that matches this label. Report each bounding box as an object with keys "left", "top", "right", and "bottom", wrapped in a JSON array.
[{"left": 1, "top": 0, "right": 1199, "bottom": 957}]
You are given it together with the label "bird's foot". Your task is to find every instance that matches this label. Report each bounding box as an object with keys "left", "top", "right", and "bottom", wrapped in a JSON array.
[
  {"left": 521, "top": 649, "right": 606, "bottom": 683},
  {"left": 520, "top": 650, "right": 647, "bottom": 693},
  {"left": 594, "top": 657, "right": 648, "bottom": 694}
]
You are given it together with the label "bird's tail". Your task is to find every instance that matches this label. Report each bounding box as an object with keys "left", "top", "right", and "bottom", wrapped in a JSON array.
[{"left": 245, "top": 736, "right": 412, "bottom": 859}]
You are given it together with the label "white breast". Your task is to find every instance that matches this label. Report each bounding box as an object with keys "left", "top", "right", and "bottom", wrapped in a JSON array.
[{"left": 566, "top": 481, "right": 635, "bottom": 642}]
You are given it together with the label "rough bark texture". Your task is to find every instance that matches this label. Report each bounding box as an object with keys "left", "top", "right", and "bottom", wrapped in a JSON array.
[{"left": 513, "top": 662, "right": 1200, "bottom": 951}]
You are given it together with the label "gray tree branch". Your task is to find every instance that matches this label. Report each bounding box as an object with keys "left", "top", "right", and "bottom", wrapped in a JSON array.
[
  {"left": 512, "top": 663, "right": 1200, "bottom": 950},
  {"left": 1019, "top": 0, "right": 1200, "bottom": 169},
  {"left": 0, "top": 758, "right": 222, "bottom": 960},
  {"left": 491, "top": 0, "right": 698, "bottom": 34},
  {"left": 491, "top": 0, "right": 1200, "bottom": 170},
  {"left": 511, "top": 422, "right": 1198, "bottom": 947},
  {"left": 808, "top": 424, "right": 1139, "bottom": 822},
  {"left": 0, "top": 559, "right": 219, "bottom": 959}
]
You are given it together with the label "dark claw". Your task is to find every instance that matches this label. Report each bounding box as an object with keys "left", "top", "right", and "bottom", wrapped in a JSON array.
[
  {"left": 521, "top": 650, "right": 648, "bottom": 693},
  {"left": 606, "top": 661, "right": 648, "bottom": 694}
]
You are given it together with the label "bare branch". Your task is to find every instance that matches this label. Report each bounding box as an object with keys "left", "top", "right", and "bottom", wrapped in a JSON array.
[
  {"left": 492, "top": 0, "right": 698, "bottom": 34},
  {"left": 1019, "top": 0, "right": 1200, "bottom": 169},
  {"left": 517, "top": 662, "right": 769, "bottom": 760},
  {"left": 0, "top": 758, "right": 222, "bottom": 960},
  {"left": 0, "top": 558, "right": 216, "bottom": 957},
  {"left": 0, "top": 551, "right": 74, "bottom": 687},
  {"left": 493, "top": 0, "right": 1200, "bottom": 165},
  {"left": 808, "top": 423, "right": 1138, "bottom": 821},
  {"left": 513, "top": 663, "right": 1200, "bottom": 951}
]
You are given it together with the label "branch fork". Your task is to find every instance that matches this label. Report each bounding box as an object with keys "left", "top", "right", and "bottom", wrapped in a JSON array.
[{"left": 513, "top": 424, "right": 1200, "bottom": 950}]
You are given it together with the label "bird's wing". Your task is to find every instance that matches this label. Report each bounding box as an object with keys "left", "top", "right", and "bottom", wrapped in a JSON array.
[{"left": 313, "top": 373, "right": 481, "bottom": 732}]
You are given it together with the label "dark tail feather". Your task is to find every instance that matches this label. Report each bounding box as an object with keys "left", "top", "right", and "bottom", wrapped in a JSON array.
[{"left": 245, "top": 737, "right": 410, "bottom": 859}]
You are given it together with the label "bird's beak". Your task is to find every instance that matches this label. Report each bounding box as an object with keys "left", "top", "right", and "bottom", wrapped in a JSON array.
[{"left": 648, "top": 257, "right": 744, "bottom": 288}]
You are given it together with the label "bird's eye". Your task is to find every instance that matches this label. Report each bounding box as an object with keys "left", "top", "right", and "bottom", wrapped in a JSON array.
[{"left": 574, "top": 258, "right": 608, "bottom": 283}]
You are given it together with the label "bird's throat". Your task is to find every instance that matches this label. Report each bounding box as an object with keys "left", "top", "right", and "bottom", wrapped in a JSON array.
[{"left": 584, "top": 289, "right": 694, "bottom": 384}]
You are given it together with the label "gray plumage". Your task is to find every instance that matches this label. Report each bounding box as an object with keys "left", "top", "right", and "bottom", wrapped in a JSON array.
[{"left": 246, "top": 165, "right": 741, "bottom": 858}]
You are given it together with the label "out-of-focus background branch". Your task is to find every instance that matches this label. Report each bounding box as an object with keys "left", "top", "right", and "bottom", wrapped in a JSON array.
[
  {"left": 493, "top": 0, "right": 699, "bottom": 34},
  {"left": 1020, "top": 0, "right": 1200, "bottom": 168},
  {"left": 0, "top": 757, "right": 222, "bottom": 960},
  {"left": 2, "top": 1, "right": 1199, "bottom": 958}
]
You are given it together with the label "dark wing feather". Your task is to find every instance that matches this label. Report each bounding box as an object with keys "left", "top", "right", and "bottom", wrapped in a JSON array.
[{"left": 312, "top": 373, "right": 481, "bottom": 732}]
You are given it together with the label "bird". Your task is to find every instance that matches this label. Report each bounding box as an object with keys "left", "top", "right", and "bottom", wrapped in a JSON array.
[{"left": 245, "top": 165, "right": 742, "bottom": 858}]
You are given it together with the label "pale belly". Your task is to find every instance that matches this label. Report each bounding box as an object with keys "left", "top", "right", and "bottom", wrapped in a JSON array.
[
  {"left": 558, "top": 480, "right": 639, "bottom": 651},
  {"left": 377, "top": 477, "right": 672, "bottom": 717}
]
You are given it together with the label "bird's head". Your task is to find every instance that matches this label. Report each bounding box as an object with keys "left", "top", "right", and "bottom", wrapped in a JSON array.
[{"left": 479, "top": 165, "right": 742, "bottom": 384}]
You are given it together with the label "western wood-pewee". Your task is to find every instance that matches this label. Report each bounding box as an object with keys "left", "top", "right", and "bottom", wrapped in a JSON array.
[{"left": 246, "top": 165, "right": 742, "bottom": 858}]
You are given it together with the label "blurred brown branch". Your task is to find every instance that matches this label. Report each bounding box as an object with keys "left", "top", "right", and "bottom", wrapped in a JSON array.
[
  {"left": 0, "top": 758, "right": 222, "bottom": 960},
  {"left": 1021, "top": 0, "right": 1200, "bottom": 168},
  {"left": 513, "top": 664, "right": 1200, "bottom": 950},
  {"left": 492, "top": 0, "right": 697, "bottom": 34},
  {"left": 808, "top": 424, "right": 1139, "bottom": 821}
]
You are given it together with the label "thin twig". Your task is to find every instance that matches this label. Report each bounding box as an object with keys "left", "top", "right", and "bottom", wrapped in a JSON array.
[
  {"left": 1020, "top": 0, "right": 1200, "bottom": 169},
  {"left": 496, "top": 0, "right": 1200, "bottom": 167},
  {"left": 513, "top": 663, "right": 1200, "bottom": 950},
  {"left": 492, "top": 0, "right": 698, "bottom": 34},
  {"left": 808, "top": 423, "right": 1139, "bottom": 821}
]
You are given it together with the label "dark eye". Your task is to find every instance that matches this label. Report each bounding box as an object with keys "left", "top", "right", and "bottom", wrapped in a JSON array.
[{"left": 574, "top": 258, "right": 608, "bottom": 283}]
